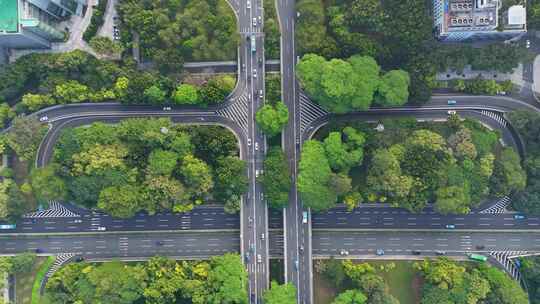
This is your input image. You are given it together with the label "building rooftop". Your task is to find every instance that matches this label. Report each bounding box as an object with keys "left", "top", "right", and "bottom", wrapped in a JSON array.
[
  {"left": 0, "top": 0, "right": 19, "bottom": 33},
  {"left": 445, "top": 0, "right": 498, "bottom": 32},
  {"left": 507, "top": 5, "right": 526, "bottom": 25}
]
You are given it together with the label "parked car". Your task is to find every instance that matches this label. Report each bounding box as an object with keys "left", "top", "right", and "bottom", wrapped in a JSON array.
[{"left": 446, "top": 224, "right": 455, "bottom": 229}]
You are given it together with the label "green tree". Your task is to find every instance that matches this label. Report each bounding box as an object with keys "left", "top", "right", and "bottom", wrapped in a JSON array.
[
  {"left": 97, "top": 184, "right": 142, "bottom": 218},
  {"left": 479, "top": 264, "right": 528, "bottom": 304},
  {"left": 332, "top": 289, "right": 367, "bottom": 304},
  {"left": 143, "top": 85, "right": 167, "bottom": 104},
  {"left": 434, "top": 186, "right": 471, "bottom": 215},
  {"left": 71, "top": 144, "right": 128, "bottom": 176},
  {"left": 255, "top": 101, "right": 289, "bottom": 136},
  {"left": 147, "top": 149, "right": 178, "bottom": 176},
  {"left": 87, "top": 261, "right": 146, "bottom": 304},
  {"left": 490, "top": 148, "right": 526, "bottom": 196},
  {"left": 54, "top": 80, "right": 90, "bottom": 103},
  {"left": 181, "top": 154, "right": 214, "bottom": 197},
  {"left": 21, "top": 93, "right": 55, "bottom": 112},
  {"left": 173, "top": 84, "right": 199, "bottom": 105},
  {"left": 89, "top": 36, "right": 124, "bottom": 56},
  {"left": 0, "top": 103, "right": 14, "bottom": 127},
  {"left": 6, "top": 116, "right": 46, "bottom": 161},
  {"left": 30, "top": 164, "right": 66, "bottom": 203},
  {"left": 260, "top": 148, "right": 291, "bottom": 209},
  {"left": 323, "top": 131, "right": 364, "bottom": 173},
  {"left": 214, "top": 156, "right": 248, "bottom": 201},
  {"left": 375, "top": 70, "right": 410, "bottom": 107},
  {"left": 263, "top": 281, "right": 297, "bottom": 304},
  {"left": 207, "top": 254, "right": 248, "bottom": 304},
  {"left": 298, "top": 140, "right": 338, "bottom": 211}
]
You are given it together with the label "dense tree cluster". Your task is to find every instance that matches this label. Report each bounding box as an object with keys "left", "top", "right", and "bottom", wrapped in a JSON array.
[
  {"left": 117, "top": 0, "right": 238, "bottom": 70},
  {"left": 256, "top": 102, "right": 289, "bottom": 136},
  {"left": 45, "top": 118, "right": 246, "bottom": 217},
  {"left": 530, "top": 0, "right": 540, "bottom": 29},
  {"left": 0, "top": 51, "right": 235, "bottom": 124},
  {"left": 302, "top": 117, "right": 523, "bottom": 213},
  {"left": 263, "top": 0, "right": 280, "bottom": 59},
  {"left": 415, "top": 257, "right": 528, "bottom": 304},
  {"left": 44, "top": 254, "right": 248, "bottom": 304},
  {"left": 317, "top": 259, "right": 398, "bottom": 304},
  {"left": 507, "top": 110, "right": 540, "bottom": 215},
  {"left": 260, "top": 148, "right": 291, "bottom": 209},
  {"left": 295, "top": 0, "right": 525, "bottom": 104},
  {"left": 298, "top": 127, "right": 365, "bottom": 211},
  {"left": 296, "top": 54, "right": 409, "bottom": 113}
]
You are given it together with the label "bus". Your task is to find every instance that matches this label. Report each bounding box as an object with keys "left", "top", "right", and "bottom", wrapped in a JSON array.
[
  {"left": 468, "top": 253, "right": 488, "bottom": 262},
  {"left": 0, "top": 224, "right": 16, "bottom": 230},
  {"left": 251, "top": 34, "right": 256, "bottom": 52}
]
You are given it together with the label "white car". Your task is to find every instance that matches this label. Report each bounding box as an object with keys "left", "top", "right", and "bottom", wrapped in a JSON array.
[
  {"left": 253, "top": 18, "right": 257, "bottom": 26},
  {"left": 261, "top": 233, "right": 265, "bottom": 240},
  {"left": 97, "top": 226, "right": 106, "bottom": 231},
  {"left": 247, "top": 0, "right": 251, "bottom": 8},
  {"left": 253, "top": 68, "right": 257, "bottom": 78},
  {"left": 255, "top": 169, "right": 260, "bottom": 177},
  {"left": 255, "top": 142, "right": 259, "bottom": 150},
  {"left": 163, "top": 106, "right": 171, "bottom": 111},
  {"left": 447, "top": 110, "right": 456, "bottom": 115},
  {"left": 39, "top": 116, "right": 48, "bottom": 122},
  {"left": 526, "top": 39, "right": 531, "bottom": 48},
  {"left": 247, "top": 138, "right": 252, "bottom": 146},
  {"left": 73, "top": 219, "right": 82, "bottom": 223}
]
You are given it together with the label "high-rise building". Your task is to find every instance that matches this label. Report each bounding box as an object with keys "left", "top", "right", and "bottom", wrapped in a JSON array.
[
  {"left": 433, "top": 0, "right": 526, "bottom": 42},
  {"left": 0, "top": 0, "right": 86, "bottom": 49}
]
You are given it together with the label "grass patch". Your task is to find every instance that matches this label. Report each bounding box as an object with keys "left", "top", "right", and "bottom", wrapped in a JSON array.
[
  {"left": 15, "top": 257, "right": 46, "bottom": 304},
  {"left": 31, "top": 256, "right": 55, "bottom": 304},
  {"left": 368, "top": 260, "right": 422, "bottom": 304}
]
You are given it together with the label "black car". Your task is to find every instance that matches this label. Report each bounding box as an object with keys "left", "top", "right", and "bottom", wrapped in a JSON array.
[
  {"left": 34, "top": 248, "right": 42, "bottom": 253},
  {"left": 412, "top": 250, "right": 421, "bottom": 255},
  {"left": 75, "top": 256, "right": 84, "bottom": 262},
  {"left": 476, "top": 245, "right": 485, "bottom": 250},
  {"left": 156, "top": 241, "right": 164, "bottom": 246}
]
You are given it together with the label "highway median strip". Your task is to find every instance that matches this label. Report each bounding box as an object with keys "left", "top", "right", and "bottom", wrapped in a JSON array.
[{"left": 0, "top": 229, "right": 240, "bottom": 237}]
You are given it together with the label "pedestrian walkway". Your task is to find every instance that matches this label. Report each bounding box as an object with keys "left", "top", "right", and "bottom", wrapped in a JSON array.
[
  {"left": 24, "top": 201, "right": 80, "bottom": 218},
  {"left": 480, "top": 110, "right": 507, "bottom": 127},
  {"left": 299, "top": 92, "right": 328, "bottom": 135},
  {"left": 216, "top": 93, "right": 249, "bottom": 134},
  {"left": 479, "top": 196, "right": 511, "bottom": 214}
]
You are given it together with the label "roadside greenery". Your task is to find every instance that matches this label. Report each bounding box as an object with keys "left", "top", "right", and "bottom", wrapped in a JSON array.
[
  {"left": 31, "top": 256, "right": 55, "bottom": 304},
  {"left": 256, "top": 102, "right": 289, "bottom": 136},
  {"left": 507, "top": 110, "right": 540, "bottom": 214},
  {"left": 296, "top": 54, "right": 409, "bottom": 113},
  {"left": 451, "top": 79, "right": 514, "bottom": 96},
  {"left": 43, "top": 118, "right": 246, "bottom": 217},
  {"left": 415, "top": 258, "right": 528, "bottom": 304},
  {"left": 117, "top": 0, "right": 238, "bottom": 72},
  {"left": 260, "top": 147, "right": 291, "bottom": 209},
  {"left": 519, "top": 256, "right": 540, "bottom": 303},
  {"left": 300, "top": 117, "right": 522, "bottom": 212},
  {"left": 44, "top": 254, "right": 247, "bottom": 304},
  {"left": 263, "top": 282, "right": 297, "bottom": 304}
]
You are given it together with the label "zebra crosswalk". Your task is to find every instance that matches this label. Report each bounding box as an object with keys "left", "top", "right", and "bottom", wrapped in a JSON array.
[
  {"left": 480, "top": 110, "right": 507, "bottom": 127},
  {"left": 24, "top": 201, "right": 80, "bottom": 218},
  {"left": 479, "top": 196, "right": 511, "bottom": 214},
  {"left": 490, "top": 250, "right": 527, "bottom": 280},
  {"left": 299, "top": 93, "right": 328, "bottom": 134},
  {"left": 216, "top": 94, "right": 249, "bottom": 134}
]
